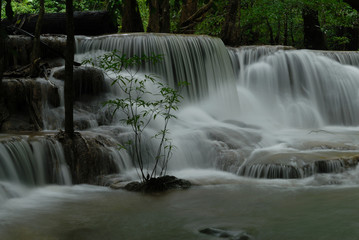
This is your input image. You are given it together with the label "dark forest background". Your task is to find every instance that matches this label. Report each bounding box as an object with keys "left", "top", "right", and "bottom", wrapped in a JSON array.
[{"left": 2, "top": 0, "right": 359, "bottom": 50}]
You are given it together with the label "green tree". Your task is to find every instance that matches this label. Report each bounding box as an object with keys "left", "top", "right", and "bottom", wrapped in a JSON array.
[
  {"left": 5, "top": 0, "right": 13, "bottom": 20},
  {"left": 221, "top": 0, "right": 241, "bottom": 46},
  {"left": 147, "top": 0, "right": 170, "bottom": 33},
  {"left": 86, "top": 51, "right": 185, "bottom": 182},
  {"left": 121, "top": 0, "right": 144, "bottom": 32}
]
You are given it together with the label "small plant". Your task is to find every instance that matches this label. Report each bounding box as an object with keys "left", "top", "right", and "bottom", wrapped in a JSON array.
[{"left": 84, "top": 50, "right": 186, "bottom": 183}]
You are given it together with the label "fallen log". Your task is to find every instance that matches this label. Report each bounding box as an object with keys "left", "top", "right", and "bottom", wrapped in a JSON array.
[{"left": 3, "top": 11, "right": 118, "bottom": 36}]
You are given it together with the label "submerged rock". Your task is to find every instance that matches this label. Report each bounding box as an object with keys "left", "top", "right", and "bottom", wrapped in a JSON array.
[
  {"left": 199, "top": 227, "right": 253, "bottom": 240},
  {"left": 118, "top": 175, "right": 191, "bottom": 192}
]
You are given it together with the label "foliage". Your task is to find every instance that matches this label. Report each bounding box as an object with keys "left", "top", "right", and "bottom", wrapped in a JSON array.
[
  {"left": 84, "top": 51, "right": 186, "bottom": 182},
  {"left": 1, "top": 0, "right": 359, "bottom": 50},
  {"left": 137, "top": 0, "right": 149, "bottom": 31}
]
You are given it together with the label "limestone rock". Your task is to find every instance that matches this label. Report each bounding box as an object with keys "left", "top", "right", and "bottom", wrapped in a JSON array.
[
  {"left": 53, "top": 66, "right": 106, "bottom": 100},
  {"left": 56, "top": 131, "right": 119, "bottom": 184},
  {"left": 0, "top": 78, "right": 60, "bottom": 131}
]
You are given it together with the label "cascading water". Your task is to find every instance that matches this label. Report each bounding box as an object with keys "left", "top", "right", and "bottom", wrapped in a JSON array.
[
  {"left": 75, "top": 34, "right": 239, "bottom": 106},
  {"left": 0, "top": 135, "right": 71, "bottom": 203},
  {"left": 74, "top": 34, "right": 359, "bottom": 180},
  {"left": 315, "top": 50, "right": 359, "bottom": 67},
  {"left": 3, "top": 33, "right": 359, "bottom": 240},
  {"left": 232, "top": 49, "right": 359, "bottom": 127},
  {"left": 3, "top": 33, "right": 359, "bottom": 193}
]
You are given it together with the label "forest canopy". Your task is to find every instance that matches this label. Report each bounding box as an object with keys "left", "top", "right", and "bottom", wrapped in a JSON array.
[{"left": 1, "top": 0, "right": 359, "bottom": 50}]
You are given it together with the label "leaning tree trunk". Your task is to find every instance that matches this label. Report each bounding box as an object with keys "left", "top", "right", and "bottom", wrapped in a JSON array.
[
  {"left": 121, "top": 0, "right": 144, "bottom": 33},
  {"left": 30, "top": 0, "right": 44, "bottom": 77},
  {"left": 178, "top": 0, "right": 213, "bottom": 34},
  {"left": 5, "top": 0, "right": 13, "bottom": 20},
  {"left": 302, "top": 6, "right": 326, "bottom": 50},
  {"left": 179, "top": 0, "right": 197, "bottom": 34},
  {"left": 221, "top": 0, "right": 241, "bottom": 46},
  {"left": 65, "top": 0, "right": 74, "bottom": 137},
  {"left": 147, "top": 0, "right": 170, "bottom": 33}
]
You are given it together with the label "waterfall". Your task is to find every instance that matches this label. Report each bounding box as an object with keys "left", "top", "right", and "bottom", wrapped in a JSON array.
[
  {"left": 75, "top": 33, "right": 238, "bottom": 102},
  {"left": 4, "top": 33, "right": 359, "bottom": 187},
  {"left": 0, "top": 135, "right": 72, "bottom": 203},
  {"left": 73, "top": 35, "right": 359, "bottom": 179},
  {"left": 231, "top": 49, "right": 359, "bottom": 127},
  {"left": 314, "top": 50, "right": 359, "bottom": 67},
  {"left": 0, "top": 136, "right": 71, "bottom": 186}
]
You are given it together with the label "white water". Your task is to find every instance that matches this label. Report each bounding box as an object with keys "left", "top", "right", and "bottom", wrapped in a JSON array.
[
  {"left": 5, "top": 33, "right": 359, "bottom": 180},
  {"left": 2, "top": 34, "right": 359, "bottom": 239},
  {"left": 75, "top": 35, "right": 359, "bottom": 178}
]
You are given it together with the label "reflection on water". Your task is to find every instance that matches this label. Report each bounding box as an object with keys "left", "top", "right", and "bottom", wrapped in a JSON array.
[{"left": 0, "top": 173, "right": 359, "bottom": 240}]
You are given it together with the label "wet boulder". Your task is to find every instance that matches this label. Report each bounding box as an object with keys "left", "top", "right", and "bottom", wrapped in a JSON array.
[
  {"left": 199, "top": 227, "right": 254, "bottom": 240},
  {"left": 53, "top": 66, "right": 106, "bottom": 101},
  {"left": 5, "top": 35, "right": 66, "bottom": 69},
  {"left": 3, "top": 11, "right": 118, "bottom": 36},
  {"left": 111, "top": 175, "right": 192, "bottom": 192},
  {"left": 0, "top": 78, "right": 60, "bottom": 131},
  {"left": 56, "top": 131, "right": 120, "bottom": 184}
]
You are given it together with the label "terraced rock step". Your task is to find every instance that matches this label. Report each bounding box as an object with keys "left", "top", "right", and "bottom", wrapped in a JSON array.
[{"left": 238, "top": 155, "right": 359, "bottom": 179}]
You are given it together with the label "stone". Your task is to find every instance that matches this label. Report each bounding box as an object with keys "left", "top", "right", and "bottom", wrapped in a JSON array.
[
  {"left": 5, "top": 35, "right": 67, "bottom": 69},
  {"left": 0, "top": 78, "right": 60, "bottom": 131},
  {"left": 122, "top": 175, "right": 191, "bottom": 192},
  {"left": 0, "top": 100, "right": 10, "bottom": 127},
  {"left": 199, "top": 227, "right": 254, "bottom": 240},
  {"left": 56, "top": 131, "right": 119, "bottom": 184},
  {"left": 53, "top": 66, "right": 106, "bottom": 101}
]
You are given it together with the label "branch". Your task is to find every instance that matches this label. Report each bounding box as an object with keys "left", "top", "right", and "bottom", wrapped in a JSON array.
[{"left": 179, "top": 0, "right": 214, "bottom": 29}]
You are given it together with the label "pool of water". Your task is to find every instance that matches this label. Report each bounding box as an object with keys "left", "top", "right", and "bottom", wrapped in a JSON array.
[{"left": 1, "top": 170, "right": 358, "bottom": 240}]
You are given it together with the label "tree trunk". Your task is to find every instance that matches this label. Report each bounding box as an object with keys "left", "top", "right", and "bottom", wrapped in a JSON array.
[
  {"left": 179, "top": 0, "right": 197, "bottom": 34},
  {"left": 221, "top": 0, "right": 241, "bottom": 46},
  {"left": 266, "top": 18, "right": 275, "bottom": 45},
  {"left": 275, "top": 18, "right": 281, "bottom": 44},
  {"left": 121, "top": 0, "right": 144, "bottom": 33},
  {"left": 147, "top": 0, "right": 170, "bottom": 33},
  {"left": 178, "top": 0, "right": 213, "bottom": 34},
  {"left": 284, "top": 14, "right": 288, "bottom": 46},
  {"left": 302, "top": 6, "right": 326, "bottom": 50},
  {"left": 5, "top": 0, "right": 13, "bottom": 20},
  {"left": 65, "top": 0, "right": 74, "bottom": 137},
  {"left": 30, "top": 0, "right": 44, "bottom": 77}
]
